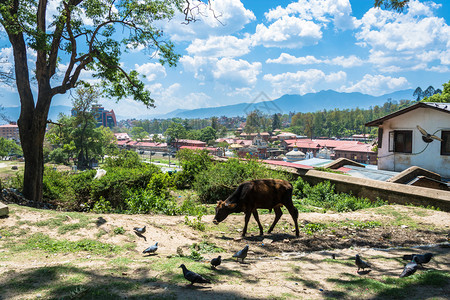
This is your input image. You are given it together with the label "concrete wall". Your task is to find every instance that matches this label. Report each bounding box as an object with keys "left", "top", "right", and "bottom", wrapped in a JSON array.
[
  {"left": 301, "top": 170, "right": 450, "bottom": 212},
  {"left": 377, "top": 107, "right": 450, "bottom": 178}
]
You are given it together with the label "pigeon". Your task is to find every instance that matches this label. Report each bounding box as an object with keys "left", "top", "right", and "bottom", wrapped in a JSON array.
[
  {"left": 400, "top": 256, "right": 419, "bottom": 278},
  {"left": 233, "top": 245, "right": 249, "bottom": 262},
  {"left": 179, "top": 264, "right": 211, "bottom": 285},
  {"left": 211, "top": 256, "right": 222, "bottom": 269},
  {"left": 402, "top": 253, "right": 433, "bottom": 267},
  {"left": 143, "top": 242, "right": 158, "bottom": 254},
  {"left": 133, "top": 226, "right": 146, "bottom": 234},
  {"left": 355, "top": 254, "right": 371, "bottom": 272}
]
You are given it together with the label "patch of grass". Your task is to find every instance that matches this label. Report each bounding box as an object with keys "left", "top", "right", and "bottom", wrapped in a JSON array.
[
  {"left": 190, "top": 241, "right": 225, "bottom": 254},
  {"left": 375, "top": 206, "right": 420, "bottom": 228},
  {"left": 301, "top": 222, "right": 327, "bottom": 235},
  {"left": 113, "top": 226, "right": 125, "bottom": 235},
  {"left": 323, "top": 258, "right": 354, "bottom": 267},
  {"left": 8, "top": 233, "right": 122, "bottom": 255},
  {"left": 328, "top": 270, "right": 450, "bottom": 299}
]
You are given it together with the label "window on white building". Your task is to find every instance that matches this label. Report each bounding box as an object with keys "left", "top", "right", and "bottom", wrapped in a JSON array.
[
  {"left": 389, "top": 130, "right": 412, "bottom": 153},
  {"left": 441, "top": 131, "right": 450, "bottom": 156}
]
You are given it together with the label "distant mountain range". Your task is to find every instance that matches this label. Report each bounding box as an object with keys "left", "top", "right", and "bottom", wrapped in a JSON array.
[
  {"left": 134, "top": 89, "right": 414, "bottom": 119},
  {"left": 2, "top": 89, "right": 413, "bottom": 122}
]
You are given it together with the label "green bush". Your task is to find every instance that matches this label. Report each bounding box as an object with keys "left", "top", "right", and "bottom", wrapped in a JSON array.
[
  {"left": 42, "top": 167, "right": 73, "bottom": 203},
  {"left": 293, "top": 177, "right": 386, "bottom": 212},
  {"left": 175, "top": 149, "right": 212, "bottom": 189},
  {"left": 193, "top": 158, "right": 291, "bottom": 203},
  {"left": 48, "top": 148, "right": 69, "bottom": 165},
  {"left": 104, "top": 150, "right": 143, "bottom": 168}
]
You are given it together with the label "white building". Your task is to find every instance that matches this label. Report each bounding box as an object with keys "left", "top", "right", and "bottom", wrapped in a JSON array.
[{"left": 366, "top": 102, "right": 450, "bottom": 178}]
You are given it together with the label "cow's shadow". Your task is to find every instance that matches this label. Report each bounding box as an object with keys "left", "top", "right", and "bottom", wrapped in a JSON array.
[{"left": 218, "top": 233, "right": 297, "bottom": 242}]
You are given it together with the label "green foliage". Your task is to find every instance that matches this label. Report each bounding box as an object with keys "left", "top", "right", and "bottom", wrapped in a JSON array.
[
  {"left": 48, "top": 148, "right": 69, "bottom": 165},
  {"left": 91, "top": 197, "right": 113, "bottom": 213},
  {"left": 193, "top": 158, "right": 291, "bottom": 203},
  {"left": 421, "top": 80, "right": 450, "bottom": 103},
  {"left": 184, "top": 214, "right": 205, "bottom": 231},
  {"left": 42, "top": 168, "right": 73, "bottom": 203},
  {"left": 113, "top": 227, "right": 125, "bottom": 235},
  {"left": 190, "top": 241, "right": 224, "bottom": 254},
  {"left": 302, "top": 223, "right": 327, "bottom": 235},
  {"left": 293, "top": 177, "right": 386, "bottom": 212},
  {"left": 104, "top": 150, "right": 143, "bottom": 168},
  {"left": 0, "top": 137, "right": 22, "bottom": 157},
  {"left": 175, "top": 149, "right": 212, "bottom": 189},
  {"left": 125, "top": 172, "right": 179, "bottom": 215}
]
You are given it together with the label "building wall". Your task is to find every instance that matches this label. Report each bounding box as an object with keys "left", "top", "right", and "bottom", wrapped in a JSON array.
[
  {"left": 0, "top": 123, "right": 20, "bottom": 141},
  {"left": 378, "top": 107, "right": 450, "bottom": 178}
]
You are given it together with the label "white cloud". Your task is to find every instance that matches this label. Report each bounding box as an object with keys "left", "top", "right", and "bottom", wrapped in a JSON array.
[
  {"left": 135, "top": 62, "right": 166, "bottom": 82},
  {"left": 339, "top": 74, "right": 409, "bottom": 96},
  {"left": 165, "top": 0, "right": 255, "bottom": 42},
  {"left": 186, "top": 35, "right": 252, "bottom": 57},
  {"left": 266, "top": 53, "right": 363, "bottom": 67},
  {"left": 213, "top": 58, "right": 261, "bottom": 86},
  {"left": 263, "top": 69, "right": 347, "bottom": 96},
  {"left": 253, "top": 16, "right": 322, "bottom": 48},
  {"left": 356, "top": 0, "right": 450, "bottom": 72},
  {"left": 181, "top": 56, "right": 261, "bottom": 87},
  {"left": 265, "top": 0, "right": 357, "bottom": 30}
]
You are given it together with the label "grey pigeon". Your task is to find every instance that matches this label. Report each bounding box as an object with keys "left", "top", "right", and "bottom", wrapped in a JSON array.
[
  {"left": 143, "top": 242, "right": 158, "bottom": 254},
  {"left": 402, "top": 253, "right": 433, "bottom": 267},
  {"left": 355, "top": 254, "right": 371, "bottom": 272},
  {"left": 233, "top": 245, "right": 249, "bottom": 262},
  {"left": 133, "top": 226, "right": 146, "bottom": 234},
  {"left": 400, "top": 256, "right": 419, "bottom": 278},
  {"left": 179, "top": 264, "right": 211, "bottom": 285},
  {"left": 211, "top": 256, "right": 222, "bottom": 269}
]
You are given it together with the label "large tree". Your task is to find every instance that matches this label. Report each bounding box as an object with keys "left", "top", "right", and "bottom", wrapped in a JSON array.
[{"left": 0, "top": 0, "right": 195, "bottom": 201}]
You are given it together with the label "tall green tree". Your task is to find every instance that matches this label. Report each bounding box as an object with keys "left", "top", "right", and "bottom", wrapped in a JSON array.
[
  {"left": 0, "top": 0, "right": 195, "bottom": 201},
  {"left": 272, "top": 113, "right": 282, "bottom": 132},
  {"left": 374, "top": 0, "right": 409, "bottom": 12},
  {"left": 421, "top": 80, "right": 450, "bottom": 103},
  {"left": 131, "top": 127, "right": 148, "bottom": 141},
  {"left": 0, "top": 137, "right": 22, "bottom": 158},
  {"left": 165, "top": 122, "right": 186, "bottom": 148}
]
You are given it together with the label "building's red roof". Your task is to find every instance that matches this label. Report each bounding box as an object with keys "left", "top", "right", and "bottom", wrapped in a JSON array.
[
  {"left": 0, "top": 124, "right": 18, "bottom": 128},
  {"left": 333, "top": 143, "right": 375, "bottom": 153},
  {"left": 180, "top": 146, "right": 217, "bottom": 151},
  {"left": 136, "top": 142, "right": 167, "bottom": 147}
]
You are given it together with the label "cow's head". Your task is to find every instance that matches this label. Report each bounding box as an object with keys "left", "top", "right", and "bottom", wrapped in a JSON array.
[{"left": 213, "top": 200, "right": 237, "bottom": 224}]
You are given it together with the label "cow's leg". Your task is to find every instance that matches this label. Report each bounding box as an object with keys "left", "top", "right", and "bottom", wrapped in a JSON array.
[
  {"left": 252, "top": 210, "right": 264, "bottom": 236},
  {"left": 268, "top": 207, "right": 282, "bottom": 234},
  {"left": 242, "top": 212, "right": 251, "bottom": 236},
  {"left": 285, "top": 203, "right": 300, "bottom": 237}
]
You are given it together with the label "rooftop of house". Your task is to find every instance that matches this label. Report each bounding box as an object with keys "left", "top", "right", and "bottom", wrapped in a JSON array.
[{"left": 366, "top": 102, "right": 450, "bottom": 127}]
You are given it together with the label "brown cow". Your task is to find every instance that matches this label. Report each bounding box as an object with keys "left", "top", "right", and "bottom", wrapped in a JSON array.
[{"left": 213, "top": 179, "right": 299, "bottom": 237}]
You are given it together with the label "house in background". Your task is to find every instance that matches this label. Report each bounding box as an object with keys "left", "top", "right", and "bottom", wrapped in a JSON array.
[{"left": 366, "top": 102, "right": 450, "bottom": 178}]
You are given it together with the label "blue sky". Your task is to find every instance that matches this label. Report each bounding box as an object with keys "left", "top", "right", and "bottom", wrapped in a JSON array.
[{"left": 1, "top": 0, "right": 449, "bottom": 119}]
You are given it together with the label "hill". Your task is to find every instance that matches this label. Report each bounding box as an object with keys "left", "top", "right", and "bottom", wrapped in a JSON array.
[{"left": 143, "top": 89, "right": 413, "bottom": 119}]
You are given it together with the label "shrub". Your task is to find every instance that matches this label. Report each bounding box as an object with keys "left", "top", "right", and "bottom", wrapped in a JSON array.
[
  {"left": 104, "top": 150, "right": 143, "bottom": 168},
  {"left": 175, "top": 149, "right": 212, "bottom": 189},
  {"left": 42, "top": 167, "right": 73, "bottom": 203},
  {"left": 293, "top": 177, "right": 386, "bottom": 212},
  {"left": 125, "top": 189, "right": 180, "bottom": 215},
  {"left": 193, "top": 158, "right": 291, "bottom": 203}
]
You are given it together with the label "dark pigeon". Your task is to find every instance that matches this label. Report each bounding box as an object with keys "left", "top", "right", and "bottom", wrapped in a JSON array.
[
  {"left": 143, "top": 242, "right": 158, "bottom": 254},
  {"left": 233, "top": 245, "right": 249, "bottom": 262},
  {"left": 402, "top": 253, "right": 433, "bottom": 267},
  {"left": 400, "top": 256, "right": 419, "bottom": 278},
  {"left": 133, "top": 226, "right": 146, "bottom": 234},
  {"left": 179, "top": 264, "right": 211, "bottom": 285},
  {"left": 355, "top": 254, "right": 371, "bottom": 272},
  {"left": 211, "top": 256, "right": 222, "bottom": 269}
]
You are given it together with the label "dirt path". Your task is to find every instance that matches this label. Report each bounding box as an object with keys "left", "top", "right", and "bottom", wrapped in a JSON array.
[{"left": 0, "top": 204, "right": 449, "bottom": 299}]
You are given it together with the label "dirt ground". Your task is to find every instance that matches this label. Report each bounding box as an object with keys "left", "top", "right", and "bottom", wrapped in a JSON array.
[{"left": 0, "top": 204, "right": 449, "bottom": 299}]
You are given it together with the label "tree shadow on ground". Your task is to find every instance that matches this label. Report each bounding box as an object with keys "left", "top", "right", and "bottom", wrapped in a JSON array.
[{"left": 0, "top": 264, "right": 262, "bottom": 300}]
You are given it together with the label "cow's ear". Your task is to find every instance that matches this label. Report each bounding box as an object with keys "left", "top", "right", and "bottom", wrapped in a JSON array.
[{"left": 228, "top": 203, "right": 237, "bottom": 209}]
